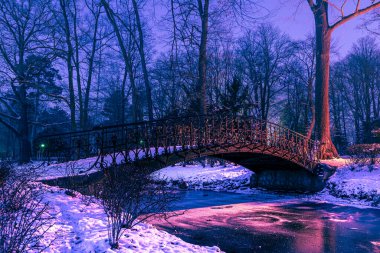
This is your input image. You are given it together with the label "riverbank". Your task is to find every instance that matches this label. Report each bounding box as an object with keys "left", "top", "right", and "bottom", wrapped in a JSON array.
[
  {"left": 155, "top": 161, "right": 380, "bottom": 208},
  {"left": 20, "top": 157, "right": 380, "bottom": 208},
  {"left": 35, "top": 182, "right": 379, "bottom": 253},
  {"left": 321, "top": 159, "right": 380, "bottom": 207},
  {"left": 14, "top": 157, "right": 380, "bottom": 208}
]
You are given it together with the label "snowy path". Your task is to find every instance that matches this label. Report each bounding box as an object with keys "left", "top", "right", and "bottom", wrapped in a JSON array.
[{"left": 39, "top": 186, "right": 221, "bottom": 253}]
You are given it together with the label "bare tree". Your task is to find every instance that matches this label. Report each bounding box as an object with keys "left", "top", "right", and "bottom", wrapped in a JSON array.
[
  {"left": 96, "top": 165, "right": 177, "bottom": 249},
  {"left": 101, "top": 0, "right": 140, "bottom": 122},
  {"left": 331, "top": 36, "right": 380, "bottom": 144},
  {"left": 167, "top": 0, "right": 260, "bottom": 115},
  {"left": 167, "top": 0, "right": 210, "bottom": 115},
  {"left": 131, "top": 0, "right": 154, "bottom": 121},
  {"left": 0, "top": 164, "right": 54, "bottom": 252},
  {"left": 285, "top": 36, "right": 316, "bottom": 139},
  {"left": 239, "top": 25, "right": 293, "bottom": 122},
  {"left": 305, "top": 0, "right": 380, "bottom": 158},
  {"left": 364, "top": 8, "right": 380, "bottom": 35},
  {"left": 0, "top": 0, "right": 54, "bottom": 163},
  {"left": 197, "top": 0, "right": 210, "bottom": 115},
  {"left": 55, "top": 0, "right": 78, "bottom": 130},
  {"left": 83, "top": 0, "right": 103, "bottom": 128}
]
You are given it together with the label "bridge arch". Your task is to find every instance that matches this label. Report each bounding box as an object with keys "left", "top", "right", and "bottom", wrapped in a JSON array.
[{"left": 37, "top": 114, "right": 320, "bottom": 173}]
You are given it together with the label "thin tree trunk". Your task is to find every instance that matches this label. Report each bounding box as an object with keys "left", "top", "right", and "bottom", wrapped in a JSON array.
[
  {"left": 131, "top": 0, "right": 153, "bottom": 121},
  {"left": 73, "top": 2, "right": 83, "bottom": 129},
  {"left": 95, "top": 42, "right": 103, "bottom": 121},
  {"left": 19, "top": 84, "right": 31, "bottom": 163},
  {"left": 83, "top": 8, "right": 100, "bottom": 128},
  {"left": 128, "top": 63, "right": 139, "bottom": 122},
  {"left": 121, "top": 66, "right": 128, "bottom": 124},
  {"left": 342, "top": 99, "right": 347, "bottom": 143},
  {"left": 102, "top": 0, "right": 138, "bottom": 122},
  {"left": 197, "top": 0, "right": 209, "bottom": 115},
  {"left": 60, "top": 0, "right": 76, "bottom": 130},
  {"left": 31, "top": 88, "right": 40, "bottom": 156}
]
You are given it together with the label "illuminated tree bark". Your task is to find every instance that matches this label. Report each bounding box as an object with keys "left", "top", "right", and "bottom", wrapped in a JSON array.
[{"left": 306, "top": 0, "right": 380, "bottom": 159}]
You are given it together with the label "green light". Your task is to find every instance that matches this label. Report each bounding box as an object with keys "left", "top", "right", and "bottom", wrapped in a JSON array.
[{"left": 40, "top": 143, "right": 46, "bottom": 148}]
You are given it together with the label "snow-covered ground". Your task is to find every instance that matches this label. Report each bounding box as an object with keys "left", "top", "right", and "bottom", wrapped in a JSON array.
[
  {"left": 38, "top": 184, "right": 221, "bottom": 253},
  {"left": 11, "top": 157, "right": 379, "bottom": 252},
  {"left": 154, "top": 165, "right": 253, "bottom": 192},
  {"left": 319, "top": 160, "right": 380, "bottom": 207},
  {"left": 33, "top": 146, "right": 187, "bottom": 180}
]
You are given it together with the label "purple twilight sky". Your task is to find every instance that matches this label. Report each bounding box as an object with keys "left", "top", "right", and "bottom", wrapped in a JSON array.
[
  {"left": 149, "top": 0, "right": 378, "bottom": 60},
  {"left": 263, "top": 1, "right": 376, "bottom": 59}
]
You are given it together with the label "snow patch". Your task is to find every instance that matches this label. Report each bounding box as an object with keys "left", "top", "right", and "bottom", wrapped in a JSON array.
[
  {"left": 324, "top": 163, "right": 380, "bottom": 207},
  {"left": 154, "top": 165, "right": 253, "bottom": 192}
]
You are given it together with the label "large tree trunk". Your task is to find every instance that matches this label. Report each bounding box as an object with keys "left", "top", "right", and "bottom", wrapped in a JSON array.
[
  {"left": 314, "top": 4, "right": 338, "bottom": 159},
  {"left": 197, "top": 0, "right": 209, "bottom": 115}
]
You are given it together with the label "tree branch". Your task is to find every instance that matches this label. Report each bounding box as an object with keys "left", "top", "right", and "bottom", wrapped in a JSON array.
[
  {"left": 330, "top": 1, "right": 380, "bottom": 31},
  {"left": 45, "top": 93, "right": 70, "bottom": 106},
  {"left": 0, "top": 111, "right": 20, "bottom": 121},
  {"left": 0, "top": 97, "right": 19, "bottom": 117},
  {"left": 0, "top": 117, "right": 20, "bottom": 137},
  {"left": 306, "top": 0, "right": 316, "bottom": 12}
]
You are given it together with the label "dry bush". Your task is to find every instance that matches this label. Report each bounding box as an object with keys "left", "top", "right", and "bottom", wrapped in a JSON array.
[
  {"left": 0, "top": 162, "right": 10, "bottom": 185},
  {"left": 62, "top": 161, "right": 80, "bottom": 197},
  {"left": 347, "top": 144, "right": 380, "bottom": 170},
  {"left": 96, "top": 164, "right": 178, "bottom": 249},
  {"left": 0, "top": 163, "right": 54, "bottom": 253}
]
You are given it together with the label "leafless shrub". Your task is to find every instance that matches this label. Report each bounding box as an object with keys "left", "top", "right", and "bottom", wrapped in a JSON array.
[
  {"left": 96, "top": 164, "right": 178, "bottom": 249},
  {"left": 0, "top": 164, "right": 54, "bottom": 253},
  {"left": 0, "top": 162, "right": 11, "bottom": 185},
  {"left": 347, "top": 144, "right": 380, "bottom": 170},
  {"left": 63, "top": 161, "right": 80, "bottom": 196}
]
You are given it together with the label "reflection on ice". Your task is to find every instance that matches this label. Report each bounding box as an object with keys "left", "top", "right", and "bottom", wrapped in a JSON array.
[{"left": 150, "top": 190, "right": 380, "bottom": 253}]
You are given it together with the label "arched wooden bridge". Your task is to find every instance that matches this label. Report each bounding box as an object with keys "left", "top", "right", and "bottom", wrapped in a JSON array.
[{"left": 36, "top": 114, "right": 321, "bottom": 173}]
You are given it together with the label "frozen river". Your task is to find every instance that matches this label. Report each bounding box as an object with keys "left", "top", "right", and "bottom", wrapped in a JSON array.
[{"left": 150, "top": 190, "right": 380, "bottom": 253}]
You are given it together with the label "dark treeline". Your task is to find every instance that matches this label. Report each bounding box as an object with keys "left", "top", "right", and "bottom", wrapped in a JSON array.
[{"left": 0, "top": 0, "right": 379, "bottom": 162}]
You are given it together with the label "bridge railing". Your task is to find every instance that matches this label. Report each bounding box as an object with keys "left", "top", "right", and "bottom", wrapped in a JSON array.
[{"left": 35, "top": 114, "right": 320, "bottom": 170}]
